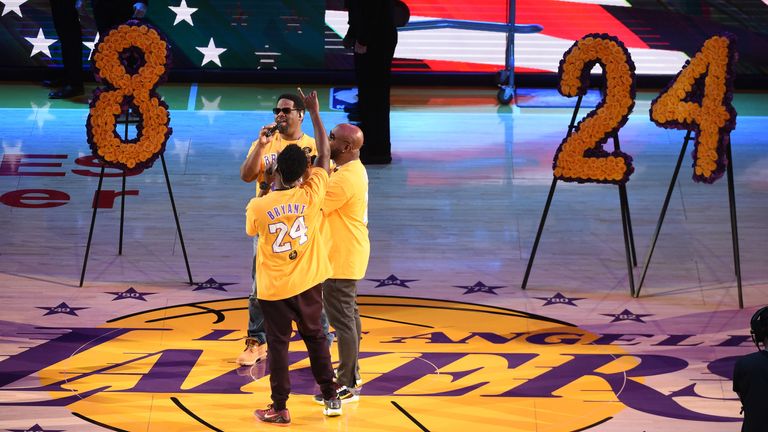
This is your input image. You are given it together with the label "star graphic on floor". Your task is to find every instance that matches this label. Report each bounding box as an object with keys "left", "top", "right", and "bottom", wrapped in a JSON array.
[
  {"left": 534, "top": 292, "right": 585, "bottom": 306},
  {"left": 454, "top": 281, "right": 505, "bottom": 295},
  {"left": 365, "top": 274, "right": 418, "bottom": 288},
  {"left": 106, "top": 287, "right": 156, "bottom": 301},
  {"left": 169, "top": 0, "right": 198, "bottom": 26},
  {"left": 1, "top": 0, "right": 28, "bottom": 17},
  {"left": 7, "top": 424, "right": 64, "bottom": 432},
  {"left": 198, "top": 95, "right": 223, "bottom": 125},
  {"left": 27, "top": 102, "right": 55, "bottom": 130},
  {"left": 196, "top": 38, "right": 227, "bottom": 66},
  {"left": 168, "top": 138, "right": 193, "bottom": 163},
  {"left": 602, "top": 308, "right": 653, "bottom": 323},
  {"left": 36, "top": 302, "right": 88, "bottom": 317},
  {"left": 25, "top": 28, "right": 57, "bottom": 58},
  {"left": 194, "top": 277, "right": 236, "bottom": 291}
]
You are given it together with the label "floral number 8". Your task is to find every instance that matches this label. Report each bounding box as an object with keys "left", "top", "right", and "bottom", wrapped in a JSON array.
[{"left": 87, "top": 22, "right": 172, "bottom": 170}]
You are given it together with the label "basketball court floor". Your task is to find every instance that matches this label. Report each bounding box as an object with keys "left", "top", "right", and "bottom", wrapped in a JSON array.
[{"left": 0, "top": 81, "right": 766, "bottom": 431}]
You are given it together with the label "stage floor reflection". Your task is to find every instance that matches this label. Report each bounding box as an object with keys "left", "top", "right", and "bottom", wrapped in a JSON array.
[{"left": 1, "top": 82, "right": 766, "bottom": 431}]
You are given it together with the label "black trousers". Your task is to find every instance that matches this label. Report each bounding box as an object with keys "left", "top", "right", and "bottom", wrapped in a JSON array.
[
  {"left": 258, "top": 284, "right": 336, "bottom": 410},
  {"left": 92, "top": 0, "right": 136, "bottom": 34},
  {"left": 49, "top": 0, "right": 83, "bottom": 87},
  {"left": 355, "top": 35, "right": 397, "bottom": 163}
]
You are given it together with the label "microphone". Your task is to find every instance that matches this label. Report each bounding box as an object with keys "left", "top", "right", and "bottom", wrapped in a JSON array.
[{"left": 265, "top": 124, "right": 280, "bottom": 137}]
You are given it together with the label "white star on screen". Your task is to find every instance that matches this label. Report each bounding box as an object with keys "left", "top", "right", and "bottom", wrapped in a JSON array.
[
  {"left": 83, "top": 32, "right": 99, "bottom": 60},
  {"left": 169, "top": 0, "right": 198, "bottom": 26},
  {"left": 0, "top": 0, "right": 28, "bottom": 17},
  {"left": 196, "top": 38, "right": 226, "bottom": 67},
  {"left": 24, "top": 28, "right": 57, "bottom": 58}
]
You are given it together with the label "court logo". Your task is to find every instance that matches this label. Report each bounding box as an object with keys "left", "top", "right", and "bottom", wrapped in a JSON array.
[{"left": 0, "top": 296, "right": 740, "bottom": 431}]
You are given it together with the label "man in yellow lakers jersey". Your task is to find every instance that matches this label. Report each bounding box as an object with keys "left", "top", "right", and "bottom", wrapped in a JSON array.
[
  {"left": 236, "top": 94, "right": 318, "bottom": 366},
  {"left": 312, "top": 123, "right": 370, "bottom": 405},
  {"left": 247, "top": 90, "right": 341, "bottom": 424}
]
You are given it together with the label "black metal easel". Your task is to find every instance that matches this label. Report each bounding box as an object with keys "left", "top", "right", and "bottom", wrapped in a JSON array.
[
  {"left": 635, "top": 131, "right": 743, "bottom": 308},
  {"left": 79, "top": 111, "right": 193, "bottom": 287},
  {"left": 521, "top": 94, "right": 638, "bottom": 295}
]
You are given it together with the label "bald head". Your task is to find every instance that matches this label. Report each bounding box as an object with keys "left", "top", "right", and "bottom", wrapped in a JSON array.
[
  {"left": 330, "top": 123, "right": 364, "bottom": 163},
  {"left": 335, "top": 123, "right": 364, "bottom": 150}
]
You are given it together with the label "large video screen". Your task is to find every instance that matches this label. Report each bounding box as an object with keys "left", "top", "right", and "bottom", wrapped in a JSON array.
[{"left": 1, "top": 0, "right": 766, "bottom": 76}]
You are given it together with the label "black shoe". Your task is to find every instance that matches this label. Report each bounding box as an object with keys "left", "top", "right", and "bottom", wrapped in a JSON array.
[
  {"left": 322, "top": 397, "right": 343, "bottom": 417},
  {"left": 49, "top": 85, "right": 85, "bottom": 99},
  {"left": 313, "top": 386, "right": 359, "bottom": 405},
  {"left": 42, "top": 78, "right": 67, "bottom": 88}
]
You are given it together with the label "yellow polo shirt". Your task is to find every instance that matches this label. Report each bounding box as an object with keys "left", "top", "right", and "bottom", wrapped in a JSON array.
[
  {"left": 246, "top": 167, "right": 332, "bottom": 300},
  {"left": 322, "top": 159, "right": 370, "bottom": 280},
  {"left": 246, "top": 133, "right": 316, "bottom": 195}
]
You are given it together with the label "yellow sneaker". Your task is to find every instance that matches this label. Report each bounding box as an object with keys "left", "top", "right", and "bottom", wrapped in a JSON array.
[{"left": 236, "top": 339, "right": 266, "bottom": 366}]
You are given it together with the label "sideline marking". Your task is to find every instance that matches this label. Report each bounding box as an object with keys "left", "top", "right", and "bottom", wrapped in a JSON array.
[{"left": 187, "top": 83, "right": 199, "bottom": 111}]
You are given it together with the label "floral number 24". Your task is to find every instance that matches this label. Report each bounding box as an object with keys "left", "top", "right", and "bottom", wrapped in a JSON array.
[{"left": 650, "top": 34, "right": 736, "bottom": 184}]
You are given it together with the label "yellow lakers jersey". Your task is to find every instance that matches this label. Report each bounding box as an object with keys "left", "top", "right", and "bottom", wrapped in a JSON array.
[
  {"left": 246, "top": 167, "right": 332, "bottom": 300},
  {"left": 246, "top": 133, "right": 316, "bottom": 195}
]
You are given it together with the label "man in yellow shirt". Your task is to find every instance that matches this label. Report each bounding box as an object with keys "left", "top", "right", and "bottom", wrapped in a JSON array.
[
  {"left": 236, "top": 94, "right": 317, "bottom": 366},
  {"left": 247, "top": 90, "right": 341, "bottom": 424},
  {"left": 313, "top": 123, "right": 370, "bottom": 404}
]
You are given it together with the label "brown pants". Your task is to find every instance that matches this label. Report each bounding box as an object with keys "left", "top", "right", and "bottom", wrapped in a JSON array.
[{"left": 259, "top": 284, "right": 335, "bottom": 410}]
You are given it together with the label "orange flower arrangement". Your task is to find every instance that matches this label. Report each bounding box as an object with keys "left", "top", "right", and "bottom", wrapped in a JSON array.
[
  {"left": 650, "top": 34, "right": 736, "bottom": 184},
  {"left": 553, "top": 34, "right": 636, "bottom": 185},
  {"left": 86, "top": 21, "right": 172, "bottom": 171}
]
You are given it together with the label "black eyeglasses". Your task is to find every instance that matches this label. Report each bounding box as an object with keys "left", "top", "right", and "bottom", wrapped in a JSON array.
[
  {"left": 272, "top": 107, "right": 301, "bottom": 115},
  {"left": 329, "top": 132, "right": 336, "bottom": 140}
]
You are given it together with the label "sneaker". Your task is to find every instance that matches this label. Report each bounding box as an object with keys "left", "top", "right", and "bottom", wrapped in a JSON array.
[
  {"left": 236, "top": 339, "right": 266, "bottom": 366},
  {"left": 333, "top": 368, "right": 363, "bottom": 388},
  {"left": 323, "top": 397, "right": 342, "bottom": 417},
  {"left": 313, "top": 386, "right": 359, "bottom": 405},
  {"left": 254, "top": 405, "right": 290, "bottom": 425}
]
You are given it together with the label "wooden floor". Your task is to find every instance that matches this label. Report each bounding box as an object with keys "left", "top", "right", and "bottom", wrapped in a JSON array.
[{"left": 0, "top": 82, "right": 766, "bottom": 431}]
